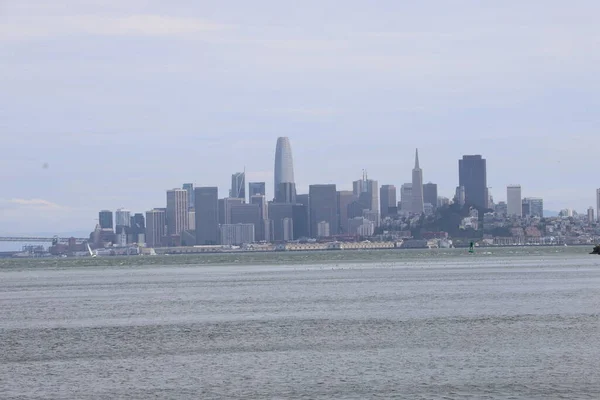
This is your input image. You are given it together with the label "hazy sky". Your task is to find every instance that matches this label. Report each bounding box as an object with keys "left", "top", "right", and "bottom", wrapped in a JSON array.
[{"left": 1, "top": 0, "right": 599, "bottom": 234}]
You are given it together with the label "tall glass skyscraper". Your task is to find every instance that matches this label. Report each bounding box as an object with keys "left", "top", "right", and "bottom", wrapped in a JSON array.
[
  {"left": 274, "top": 137, "right": 295, "bottom": 202},
  {"left": 459, "top": 155, "right": 487, "bottom": 209}
]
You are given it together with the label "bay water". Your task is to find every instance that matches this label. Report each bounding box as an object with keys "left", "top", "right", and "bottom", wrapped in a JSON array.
[{"left": 1, "top": 248, "right": 599, "bottom": 399}]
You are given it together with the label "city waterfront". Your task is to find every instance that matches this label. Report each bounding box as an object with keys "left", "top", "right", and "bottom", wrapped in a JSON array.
[{"left": 1, "top": 248, "right": 599, "bottom": 399}]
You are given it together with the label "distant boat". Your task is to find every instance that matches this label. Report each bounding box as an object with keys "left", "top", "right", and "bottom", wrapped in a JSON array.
[{"left": 86, "top": 243, "right": 97, "bottom": 258}]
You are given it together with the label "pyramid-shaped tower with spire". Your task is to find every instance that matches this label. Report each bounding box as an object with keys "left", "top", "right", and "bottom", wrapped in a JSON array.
[{"left": 411, "top": 148, "right": 424, "bottom": 214}]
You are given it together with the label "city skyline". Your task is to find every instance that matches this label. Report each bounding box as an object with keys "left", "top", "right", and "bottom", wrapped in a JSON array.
[
  {"left": 1, "top": 136, "right": 597, "bottom": 234},
  {"left": 2, "top": 1, "right": 599, "bottom": 233}
]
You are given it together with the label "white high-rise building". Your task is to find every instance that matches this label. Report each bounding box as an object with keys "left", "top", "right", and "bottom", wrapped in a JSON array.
[
  {"left": 274, "top": 137, "right": 295, "bottom": 202},
  {"left": 317, "top": 221, "right": 330, "bottom": 237},
  {"left": 411, "top": 149, "right": 424, "bottom": 214},
  {"left": 166, "top": 188, "right": 189, "bottom": 236},
  {"left": 507, "top": 185, "right": 522, "bottom": 217},
  {"left": 115, "top": 208, "right": 131, "bottom": 227}
]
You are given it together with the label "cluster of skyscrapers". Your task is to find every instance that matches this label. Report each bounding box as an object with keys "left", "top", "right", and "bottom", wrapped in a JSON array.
[{"left": 90, "top": 137, "right": 597, "bottom": 248}]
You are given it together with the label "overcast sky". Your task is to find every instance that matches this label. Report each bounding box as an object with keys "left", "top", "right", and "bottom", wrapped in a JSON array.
[{"left": 1, "top": 0, "right": 599, "bottom": 234}]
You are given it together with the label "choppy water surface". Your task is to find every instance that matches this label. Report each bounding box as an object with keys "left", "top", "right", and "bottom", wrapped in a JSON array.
[{"left": 1, "top": 248, "right": 600, "bottom": 399}]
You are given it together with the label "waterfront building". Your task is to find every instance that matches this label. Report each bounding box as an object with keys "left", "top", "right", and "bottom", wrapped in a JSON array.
[
  {"left": 507, "top": 185, "right": 522, "bottom": 217},
  {"left": 220, "top": 223, "right": 254, "bottom": 246},
  {"left": 194, "top": 187, "right": 219, "bottom": 245},
  {"left": 309, "top": 184, "right": 338, "bottom": 238},
  {"left": 317, "top": 221, "right": 330, "bottom": 237},
  {"left": 166, "top": 188, "right": 189, "bottom": 236},
  {"left": 274, "top": 137, "right": 295, "bottom": 202},
  {"left": 459, "top": 155, "right": 487, "bottom": 209}
]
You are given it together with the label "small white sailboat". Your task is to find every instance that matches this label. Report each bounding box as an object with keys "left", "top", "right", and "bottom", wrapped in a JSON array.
[{"left": 86, "top": 242, "right": 97, "bottom": 258}]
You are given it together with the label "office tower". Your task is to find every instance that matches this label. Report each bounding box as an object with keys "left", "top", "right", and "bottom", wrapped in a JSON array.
[
  {"left": 275, "top": 182, "right": 297, "bottom": 203},
  {"left": 145, "top": 209, "right": 166, "bottom": 247},
  {"left": 188, "top": 211, "right": 195, "bottom": 230},
  {"left": 353, "top": 171, "right": 379, "bottom": 213},
  {"left": 309, "top": 184, "right": 338, "bottom": 238},
  {"left": 507, "top": 185, "right": 522, "bottom": 217},
  {"left": 248, "top": 182, "right": 266, "bottom": 197},
  {"left": 296, "top": 194, "right": 309, "bottom": 206},
  {"left": 274, "top": 137, "right": 295, "bottom": 202},
  {"left": 338, "top": 190, "right": 357, "bottom": 233},
  {"left": 166, "top": 189, "right": 189, "bottom": 236},
  {"left": 182, "top": 183, "right": 194, "bottom": 210},
  {"left": 412, "top": 149, "right": 424, "bottom": 214},
  {"left": 194, "top": 187, "right": 219, "bottom": 245},
  {"left": 400, "top": 183, "right": 412, "bottom": 213},
  {"left": 250, "top": 195, "right": 268, "bottom": 220},
  {"left": 115, "top": 208, "right": 131, "bottom": 227},
  {"left": 250, "top": 195, "right": 269, "bottom": 241},
  {"left": 459, "top": 155, "right": 487, "bottom": 209},
  {"left": 230, "top": 203, "right": 261, "bottom": 237},
  {"left": 282, "top": 218, "right": 294, "bottom": 241},
  {"left": 220, "top": 224, "right": 255, "bottom": 246},
  {"left": 521, "top": 200, "right": 530, "bottom": 217},
  {"left": 268, "top": 203, "right": 309, "bottom": 241},
  {"left": 597, "top": 189, "right": 600, "bottom": 222},
  {"left": 379, "top": 185, "right": 396, "bottom": 218},
  {"left": 523, "top": 197, "right": 543, "bottom": 218},
  {"left": 219, "top": 197, "right": 244, "bottom": 225},
  {"left": 588, "top": 207, "right": 595, "bottom": 223},
  {"left": 230, "top": 172, "right": 246, "bottom": 200},
  {"left": 423, "top": 183, "right": 438, "bottom": 210},
  {"left": 99, "top": 210, "right": 114, "bottom": 230}
]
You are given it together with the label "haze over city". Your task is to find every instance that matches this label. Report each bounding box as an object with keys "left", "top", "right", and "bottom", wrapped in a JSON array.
[{"left": 2, "top": 0, "right": 599, "bottom": 234}]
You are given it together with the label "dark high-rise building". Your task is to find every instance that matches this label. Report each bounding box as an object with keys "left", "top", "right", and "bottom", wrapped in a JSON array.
[
  {"left": 338, "top": 191, "right": 357, "bottom": 233},
  {"left": 99, "top": 210, "right": 114, "bottom": 230},
  {"left": 275, "top": 182, "right": 296, "bottom": 203},
  {"left": 459, "top": 155, "right": 487, "bottom": 209},
  {"left": 230, "top": 172, "right": 245, "bottom": 200},
  {"left": 248, "top": 182, "right": 266, "bottom": 197},
  {"left": 309, "top": 184, "right": 338, "bottom": 238},
  {"left": 219, "top": 197, "right": 244, "bottom": 225},
  {"left": 182, "top": 183, "right": 194, "bottom": 210},
  {"left": 250, "top": 195, "right": 270, "bottom": 241},
  {"left": 379, "top": 185, "right": 396, "bottom": 218},
  {"left": 230, "top": 204, "right": 261, "bottom": 238},
  {"left": 423, "top": 183, "right": 438, "bottom": 209},
  {"left": 268, "top": 203, "right": 309, "bottom": 241},
  {"left": 194, "top": 187, "right": 219, "bottom": 245}
]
